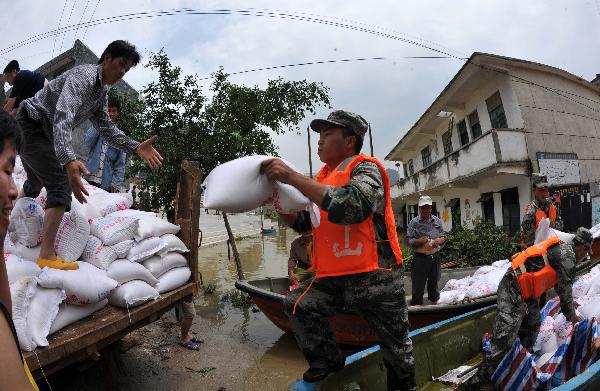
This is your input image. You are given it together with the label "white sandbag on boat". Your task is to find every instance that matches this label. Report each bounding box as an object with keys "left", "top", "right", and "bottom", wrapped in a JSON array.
[
  {"left": 107, "top": 260, "right": 159, "bottom": 286},
  {"left": 202, "top": 155, "right": 318, "bottom": 219},
  {"left": 14, "top": 243, "right": 41, "bottom": 263},
  {"left": 90, "top": 215, "right": 139, "bottom": 245},
  {"left": 37, "top": 261, "right": 118, "bottom": 305},
  {"left": 437, "top": 289, "right": 467, "bottom": 305},
  {"left": 54, "top": 202, "right": 90, "bottom": 263},
  {"left": 109, "top": 280, "right": 159, "bottom": 308},
  {"left": 134, "top": 216, "right": 179, "bottom": 241},
  {"left": 87, "top": 192, "right": 133, "bottom": 217},
  {"left": 442, "top": 278, "right": 470, "bottom": 292},
  {"left": 535, "top": 217, "right": 575, "bottom": 244},
  {"left": 553, "top": 313, "right": 574, "bottom": 345},
  {"left": 10, "top": 277, "right": 36, "bottom": 351},
  {"left": 465, "top": 282, "right": 497, "bottom": 300},
  {"left": 5, "top": 253, "right": 41, "bottom": 284},
  {"left": 473, "top": 265, "right": 496, "bottom": 277},
  {"left": 586, "top": 273, "right": 600, "bottom": 296},
  {"left": 112, "top": 240, "right": 134, "bottom": 259},
  {"left": 107, "top": 209, "right": 157, "bottom": 219},
  {"left": 27, "top": 286, "right": 66, "bottom": 348},
  {"left": 34, "top": 188, "right": 47, "bottom": 209},
  {"left": 158, "top": 233, "right": 189, "bottom": 255},
  {"left": 533, "top": 316, "right": 559, "bottom": 355},
  {"left": 8, "top": 197, "right": 44, "bottom": 248},
  {"left": 4, "top": 235, "right": 15, "bottom": 254},
  {"left": 579, "top": 295, "right": 600, "bottom": 320},
  {"left": 142, "top": 252, "right": 188, "bottom": 278},
  {"left": 50, "top": 299, "right": 108, "bottom": 334},
  {"left": 154, "top": 266, "right": 191, "bottom": 294},
  {"left": 127, "top": 236, "right": 167, "bottom": 262},
  {"left": 572, "top": 273, "right": 594, "bottom": 298},
  {"left": 80, "top": 235, "right": 118, "bottom": 270}
]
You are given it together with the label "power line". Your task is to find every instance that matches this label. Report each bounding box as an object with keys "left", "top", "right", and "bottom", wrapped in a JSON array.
[
  {"left": 73, "top": 0, "right": 92, "bottom": 44},
  {"left": 82, "top": 0, "right": 102, "bottom": 42},
  {"left": 196, "top": 56, "right": 451, "bottom": 81},
  {"left": 1, "top": 7, "right": 598, "bottom": 112},
  {"left": 58, "top": 0, "right": 79, "bottom": 54},
  {"left": 50, "top": 0, "right": 69, "bottom": 60}
]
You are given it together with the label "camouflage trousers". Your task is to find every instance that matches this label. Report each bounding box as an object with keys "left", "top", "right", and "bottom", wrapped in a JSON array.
[
  {"left": 284, "top": 267, "right": 416, "bottom": 390},
  {"left": 469, "top": 271, "right": 541, "bottom": 387}
]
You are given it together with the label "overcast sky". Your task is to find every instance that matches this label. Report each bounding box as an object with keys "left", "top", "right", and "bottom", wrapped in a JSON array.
[{"left": 2, "top": 1, "right": 599, "bottom": 173}]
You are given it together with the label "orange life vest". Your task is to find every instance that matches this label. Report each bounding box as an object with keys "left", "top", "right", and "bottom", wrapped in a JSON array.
[
  {"left": 511, "top": 236, "right": 561, "bottom": 301},
  {"left": 525, "top": 202, "right": 557, "bottom": 227},
  {"left": 311, "top": 154, "right": 402, "bottom": 278}
]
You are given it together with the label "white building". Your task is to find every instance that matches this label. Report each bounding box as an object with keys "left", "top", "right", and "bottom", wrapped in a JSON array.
[{"left": 387, "top": 53, "right": 600, "bottom": 236}]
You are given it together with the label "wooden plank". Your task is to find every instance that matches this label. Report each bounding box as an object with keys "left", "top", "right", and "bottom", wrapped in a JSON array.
[
  {"left": 23, "top": 282, "right": 195, "bottom": 375},
  {"left": 175, "top": 160, "right": 202, "bottom": 286}
]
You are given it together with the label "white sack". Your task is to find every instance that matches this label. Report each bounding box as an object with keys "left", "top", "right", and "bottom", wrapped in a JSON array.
[
  {"left": 107, "top": 259, "right": 159, "bottom": 286},
  {"left": 5, "top": 254, "right": 41, "bottom": 284},
  {"left": 533, "top": 316, "right": 559, "bottom": 355},
  {"left": 134, "top": 216, "right": 179, "bottom": 241},
  {"left": 50, "top": 299, "right": 108, "bottom": 334},
  {"left": 202, "top": 155, "right": 317, "bottom": 217},
  {"left": 154, "top": 266, "right": 191, "bottom": 294},
  {"left": 437, "top": 288, "right": 467, "bottom": 305},
  {"left": 8, "top": 197, "right": 44, "bottom": 247},
  {"left": 158, "top": 233, "right": 189, "bottom": 255},
  {"left": 127, "top": 236, "right": 167, "bottom": 262},
  {"left": 90, "top": 215, "right": 138, "bottom": 245},
  {"left": 108, "top": 280, "right": 159, "bottom": 308},
  {"left": 142, "top": 252, "right": 188, "bottom": 278},
  {"left": 37, "top": 261, "right": 118, "bottom": 305},
  {"left": 80, "top": 235, "right": 118, "bottom": 270},
  {"left": 27, "top": 286, "right": 66, "bottom": 348},
  {"left": 87, "top": 192, "right": 133, "bottom": 217},
  {"left": 14, "top": 244, "right": 41, "bottom": 263},
  {"left": 10, "top": 277, "right": 37, "bottom": 351},
  {"left": 54, "top": 202, "right": 90, "bottom": 263}
]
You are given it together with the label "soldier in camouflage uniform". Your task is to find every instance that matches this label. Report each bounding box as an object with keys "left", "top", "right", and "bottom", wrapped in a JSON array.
[
  {"left": 520, "top": 173, "right": 563, "bottom": 250},
  {"left": 261, "top": 110, "right": 416, "bottom": 390},
  {"left": 468, "top": 227, "right": 593, "bottom": 389}
]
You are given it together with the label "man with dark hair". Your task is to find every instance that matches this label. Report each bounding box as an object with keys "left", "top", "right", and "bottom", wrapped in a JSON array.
[
  {"left": 84, "top": 95, "right": 126, "bottom": 192},
  {"left": 2, "top": 60, "right": 47, "bottom": 115},
  {"left": 16, "top": 40, "right": 162, "bottom": 271},
  {"left": 261, "top": 110, "right": 416, "bottom": 389}
]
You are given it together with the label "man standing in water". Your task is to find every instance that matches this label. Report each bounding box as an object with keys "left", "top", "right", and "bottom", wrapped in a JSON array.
[{"left": 262, "top": 110, "right": 416, "bottom": 390}]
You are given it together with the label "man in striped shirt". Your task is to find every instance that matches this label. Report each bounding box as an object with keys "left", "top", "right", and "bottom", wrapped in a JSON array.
[{"left": 16, "top": 40, "right": 163, "bottom": 271}]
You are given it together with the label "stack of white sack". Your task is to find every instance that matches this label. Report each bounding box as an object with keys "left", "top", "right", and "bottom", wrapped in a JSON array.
[
  {"left": 591, "top": 222, "right": 600, "bottom": 239},
  {"left": 203, "top": 155, "right": 320, "bottom": 227},
  {"left": 530, "top": 265, "right": 600, "bottom": 363},
  {"left": 438, "top": 259, "right": 511, "bottom": 305},
  {"left": 535, "top": 217, "right": 575, "bottom": 244}
]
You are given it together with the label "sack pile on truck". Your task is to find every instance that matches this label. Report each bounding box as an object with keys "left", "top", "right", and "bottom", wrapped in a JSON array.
[
  {"left": 203, "top": 155, "right": 320, "bottom": 226},
  {"left": 6, "top": 157, "right": 193, "bottom": 351}
]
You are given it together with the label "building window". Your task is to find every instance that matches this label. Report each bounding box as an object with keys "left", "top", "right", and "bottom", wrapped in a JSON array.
[
  {"left": 457, "top": 120, "right": 469, "bottom": 146},
  {"left": 403, "top": 163, "right": 408, "bottom": 179},
  {"left": 486, "top": 91, "right": 508, "bottom": 129},
  {"left": 421, "top": 146, "right": 431, "bottom": 167},
  {"left": 408, "top": 159, "right": 414, "bottom": 176},
  {"left": 479, "top": 193, "right": 495, "bottom": 223},
  {"left": 445, "top": 198, "right": 461, "bottom": 230},
  {"left": 442, "top": 130, "right": 453, "bottom": 155},
  {"left": 468, "top": 110, "right": 482, "bottom": 139}
]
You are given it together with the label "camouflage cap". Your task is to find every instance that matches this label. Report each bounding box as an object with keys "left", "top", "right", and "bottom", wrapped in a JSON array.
[
  {"left": 310, "top": 110, "right": 368, "bottom": 140},
  {"left": 531, "top": 173, "right": 549, "bottom": 188},
  {"left": 573, "top": 227, "right": 593, "bottom": 254}
]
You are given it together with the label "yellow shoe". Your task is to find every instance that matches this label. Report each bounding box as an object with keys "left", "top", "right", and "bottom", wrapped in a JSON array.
[{"left": 37, "top": 256, "right": 79, "bottom": 271}]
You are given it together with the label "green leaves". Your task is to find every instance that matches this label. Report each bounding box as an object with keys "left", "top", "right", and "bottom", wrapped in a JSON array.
[
  {"left": 440, "top": 221, "right": 518, "bottom": 267},
  {"left": 115, "top": 51, "right": 331, "bottom": 215}
]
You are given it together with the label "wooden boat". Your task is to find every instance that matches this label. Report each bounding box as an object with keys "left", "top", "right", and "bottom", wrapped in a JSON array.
[
  {"left": 235, "top": 266, "right": 495, "bottom": 346},
  {"left": 290, "top": 305, "right": 600, "bottom": 390},
  {"left": 236, "top": 259, "right": 598, "bottom": 347}
]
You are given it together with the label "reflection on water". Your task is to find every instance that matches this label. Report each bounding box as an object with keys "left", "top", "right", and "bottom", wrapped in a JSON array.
[{"left": 196, "top": 225, "right": 296, "bottom": 347}]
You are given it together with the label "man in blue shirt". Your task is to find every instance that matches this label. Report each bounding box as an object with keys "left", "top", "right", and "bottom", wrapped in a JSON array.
[
  {"left": 84, "top": 96, "right": 126, "bottom": 192},
  {"left": 2, "top": 60, "right": 47, "bottom": 116}
]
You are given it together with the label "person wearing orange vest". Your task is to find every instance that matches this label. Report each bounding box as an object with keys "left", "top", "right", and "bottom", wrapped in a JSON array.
[
  {"left": 467, "top": 227, "right": 592, "bottom": 389},
  {"left": 520, "top": 173, "right": 563, "bottom": 250},
  {"left": 261, "top": 110, "right": 415, "bottom": 389}
]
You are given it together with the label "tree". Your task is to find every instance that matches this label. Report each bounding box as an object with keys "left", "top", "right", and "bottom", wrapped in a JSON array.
[{"left": 117, "top": 51, "right": 331, "bottom": 215}]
